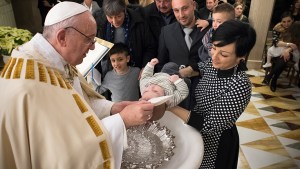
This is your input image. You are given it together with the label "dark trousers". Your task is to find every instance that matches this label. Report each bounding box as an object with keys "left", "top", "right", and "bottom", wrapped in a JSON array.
[
  {"left": 188, "top": 113, "right": 239, "bottom": 169},
  {"left": 215, "top": 125, "right": 239, "bottom": 169},
  {"left": 265, "top": 57, "right": 288, "bottom": 86}
]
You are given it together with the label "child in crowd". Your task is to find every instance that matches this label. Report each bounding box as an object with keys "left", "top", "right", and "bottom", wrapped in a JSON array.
[
  {"left": 95, "top": 43, "right": 140, "bottom": 102},
  {"left": 198, "top": 3, "right": 235, "bottom": 62},
  {"left": 140, "top": 58, "right": 189, "bottom": 109}
]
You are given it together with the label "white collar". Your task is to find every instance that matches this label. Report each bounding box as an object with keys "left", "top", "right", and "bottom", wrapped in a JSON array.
[{"left": 30, "top": 33, "right": 68, "bottom": 73}]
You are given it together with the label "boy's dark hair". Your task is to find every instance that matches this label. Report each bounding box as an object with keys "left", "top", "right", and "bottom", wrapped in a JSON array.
[
  {"left": 213, "top": 3, "right": 235, "bottom": 20},
  {"left": 212, "top": 19, "right": 256, "bottom": 57},
  {"left": 109, "top": 43, "right": 130, "bottom": 57}
]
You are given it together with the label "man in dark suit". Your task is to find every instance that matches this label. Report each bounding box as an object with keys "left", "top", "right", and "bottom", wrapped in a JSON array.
[
  {"left": 156, "top": 0, "right": 209, "bottom": 110},
  {"left": 143, "top": 0, "right": 177, "bottom": 43},
  {"left": 198, "top": 0, "right": 218, "bottom": 19}
]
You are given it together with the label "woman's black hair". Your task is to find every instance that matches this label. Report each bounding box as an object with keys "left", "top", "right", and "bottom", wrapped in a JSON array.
[
  {"left": 212, "top": 19, "right": 256, "bottom": 57},
  {"left": 281, "top": 11, "right": 294, "bottom": 20}
]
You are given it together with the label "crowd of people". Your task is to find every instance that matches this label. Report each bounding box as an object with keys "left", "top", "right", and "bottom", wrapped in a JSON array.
[{"left": 1, "top": 0, "right": 300, "bottom": 169}]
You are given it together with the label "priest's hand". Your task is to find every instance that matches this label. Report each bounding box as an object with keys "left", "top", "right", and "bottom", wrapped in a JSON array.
[{"left": 119, "top": 100, "right": 154, "bottom": 128}]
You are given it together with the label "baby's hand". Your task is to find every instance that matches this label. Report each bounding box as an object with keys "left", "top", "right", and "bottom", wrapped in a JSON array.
[
  {"left": 169, "top": 75, "right": 179, "bottom": 83},
  {"left": 150, "top": 58, "right": 159, "bottom": 66}
]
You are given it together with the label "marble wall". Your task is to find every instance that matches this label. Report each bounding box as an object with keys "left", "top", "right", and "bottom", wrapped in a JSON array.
[
  {"left": 0, "top": 0, "right": 16, "bottom": 27},
  {"left": 10, "top": 0, "right": 43, "bottom": 33},
  {"left": 243, "top": 0, "right": 275, "bottom": 69}
]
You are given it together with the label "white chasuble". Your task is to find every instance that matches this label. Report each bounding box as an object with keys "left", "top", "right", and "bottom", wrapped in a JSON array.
[{"left": 0, "top": 57, "right": 115, "bottom": 169}]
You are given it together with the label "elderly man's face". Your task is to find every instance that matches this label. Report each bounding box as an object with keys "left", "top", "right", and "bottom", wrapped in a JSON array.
[
  {"left": 172, "top": 0, "right": 196, "bottom": 28},
  {"left": 63, "top": 12, "right": 97, "bottom": 66},
  {"left": 155, "top": 0, "right": 172, "bottom": 15},
  {"left": 106, "top": 11, "right": 125, "bottom": 28}
]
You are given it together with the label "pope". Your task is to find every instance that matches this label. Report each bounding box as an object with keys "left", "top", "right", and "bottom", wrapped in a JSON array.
[{"left": 0, "top": 2, "right": 154, "bottom": 169}]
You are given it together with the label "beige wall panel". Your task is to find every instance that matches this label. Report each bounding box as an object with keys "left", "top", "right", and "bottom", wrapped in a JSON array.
[
  {"left": 0, "top": 0, "right": 16, "bottom": 27},
  {"left": 11, "top": 0, "right": 42, "bottom": 33},
  {"left": 247, "top": 0, "right": 275, "bottom": 69}
]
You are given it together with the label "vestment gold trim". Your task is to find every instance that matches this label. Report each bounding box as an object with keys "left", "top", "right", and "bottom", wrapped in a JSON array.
[
  {"left": 13, "top": 58, "right": 24, "bottom": 79},
  {"left": 5, "top": 58, "right": 16, "bottom": 79},
  {"left": 86, "top": 115, "right": 103, "bottom": 137},
  {"left": 54, "top": 71, "right": 66, "bottom": 89},
  {"left": 38, "top": 63, "right": 47, "bottom": 83},
  {"left": 103, "top": 160, "right": 111, "bottom": 169},
  {"left": 46, "top": 67, "right": 57, "bottom": 86},
  {"left": 63, "top": 78, "right": 73, "bottom": 89},
  {"left": 1, "top": 57, "right": 12, "bottom": 78},
  {"left": 25, "top": 59, "right": 35, "bottom": 79},
  {"left": 100, "top": 140, "right": 111, "bottom": 161},
  {"left": 72, "top": 94, "right": 88, "bottom": 113}
]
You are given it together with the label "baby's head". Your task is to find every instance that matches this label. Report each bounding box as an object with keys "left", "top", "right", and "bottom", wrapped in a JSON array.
[{"left": 141, "top": 84, "right": 165, "bottom": 101}]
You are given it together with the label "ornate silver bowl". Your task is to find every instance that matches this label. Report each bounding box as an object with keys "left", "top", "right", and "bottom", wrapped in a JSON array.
[{"left": 121, "top": 121, "right": 176, "bottom": 169}]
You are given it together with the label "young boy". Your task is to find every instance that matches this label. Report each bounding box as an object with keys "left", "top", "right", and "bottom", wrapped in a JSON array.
[
  {"left": 96, "top": 43, "right": 140, "bottom": 102},
  {"left": 140, "top": 58, "right": 189, "bottom": 109},
  {"left": 198, "top": 3, "right": 235, "bottom": 62}
]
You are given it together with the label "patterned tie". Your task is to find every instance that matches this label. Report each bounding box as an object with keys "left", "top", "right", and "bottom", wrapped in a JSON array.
[{"left": 183, "top": 28, "right": 193, "bottom": 50}]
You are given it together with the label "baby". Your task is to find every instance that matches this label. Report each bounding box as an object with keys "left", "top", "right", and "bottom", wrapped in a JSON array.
[{"left": 140, "top": 58, "right": 189, "bottom": 109}]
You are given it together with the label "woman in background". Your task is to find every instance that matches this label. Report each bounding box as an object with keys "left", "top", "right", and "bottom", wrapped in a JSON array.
[
  {"left": 262, "top": 11, "right": 299, "bottom": 92},
  {"left": 233, "top": 2, "right": 249, "bottom": 23}
]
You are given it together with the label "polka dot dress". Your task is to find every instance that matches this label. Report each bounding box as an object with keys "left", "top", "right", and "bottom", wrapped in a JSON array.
[{"left": 191, "top": 60, "right": 251, "bottom": 169}]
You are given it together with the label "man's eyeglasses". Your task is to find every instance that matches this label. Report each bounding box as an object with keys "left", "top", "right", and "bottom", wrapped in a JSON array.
[{"left": 64, "top": 26, "right": 96, "bottom": 45}]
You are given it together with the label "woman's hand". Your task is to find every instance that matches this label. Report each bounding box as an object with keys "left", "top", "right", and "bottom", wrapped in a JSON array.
[
  {"left": 179, "top": 66, "right": 199, "bottom": 77},
  {"left": 179, "top": 66, "right": 193, "bottom": 77},
  {"left": 281, "top": 49, "right": 291, "bottom": 62},
  {"left": 289, "top": 43, "right": 298, "bottom": 51}
]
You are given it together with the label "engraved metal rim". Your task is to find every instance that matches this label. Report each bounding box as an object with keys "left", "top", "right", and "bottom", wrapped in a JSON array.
[{"left": 122, "top": 121, "right": 176, "bottom": 169}]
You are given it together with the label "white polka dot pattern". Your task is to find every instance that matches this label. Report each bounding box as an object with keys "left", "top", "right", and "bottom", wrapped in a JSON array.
[{"left": 193, "top": 60, "right": 251, "bottom": 168}]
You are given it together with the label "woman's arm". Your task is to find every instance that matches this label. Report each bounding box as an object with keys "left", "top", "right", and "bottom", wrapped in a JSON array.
[
  {"left": 168, "top": 106, "right": 190, "bottom": 123},
  {"left": 272, "top": 30, "right": 281, "bottom": 47}
]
